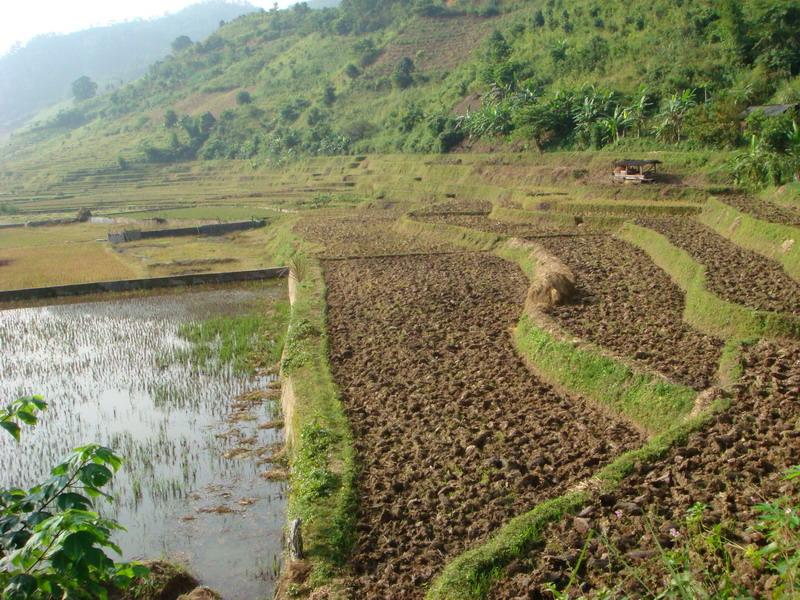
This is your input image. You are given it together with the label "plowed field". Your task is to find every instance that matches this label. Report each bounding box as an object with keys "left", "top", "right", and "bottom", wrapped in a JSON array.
[
  {"left": 324, "top": 253, "right": 645, "bottom": 597},
  {"left": 639, "top": 218, "right": 800, "bottom": 314},
  {"left": 718, "top": 193, "right": 800, "bottom": 226},
  {"left": 421, "top": 214, "right": 568, "bottom": 237},
  {"left": 538, "top": 235, "right": 723, "bottom": 389},
  {"left": 293, "top": 214, "right": 458, "bottom": 257},
  {"left": 490, "top": 341, "right": 800, "bottom": 599}
]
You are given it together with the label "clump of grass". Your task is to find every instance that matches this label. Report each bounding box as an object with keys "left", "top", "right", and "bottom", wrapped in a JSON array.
[{"left": 179, "top": 299, "right": 290, "bottom": 374}]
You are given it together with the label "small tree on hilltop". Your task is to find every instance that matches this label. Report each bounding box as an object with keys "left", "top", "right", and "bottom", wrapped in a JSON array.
[
  {"left": 71, "top": 76, "right": 97, "bottom": 101},
  {"left": 171, "top": 35, "right": 193, "bottom": 52}
]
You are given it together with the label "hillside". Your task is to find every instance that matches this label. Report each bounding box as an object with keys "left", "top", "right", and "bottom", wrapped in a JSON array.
[
  {"left": 0, "top": 0, "right": 799, "bottom": 189},
  {"left": 0, "top": 1, "right": 259, "bottom": 132}
]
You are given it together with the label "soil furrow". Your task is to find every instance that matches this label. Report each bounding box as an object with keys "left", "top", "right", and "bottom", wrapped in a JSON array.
[
  {"left": 420, "top": 214, "right": 570, "bottom": 237},
  {"left": 638, "top": 218, "right": 800, "bottom": 315},
  {"left": 294, "top": 214, "right": 458, "bottom": 257},
  {"left": 490, "top": 341, "right": 800, "bottom": 599},
  {"left": 717, "top": 193, "right": 800, "bottom": 227},
  {"left": 537, "top": 235, "right": 723, "bottom": 389},
  {"left": 324, "top": 253, "right": 645, "bottom": 598}
]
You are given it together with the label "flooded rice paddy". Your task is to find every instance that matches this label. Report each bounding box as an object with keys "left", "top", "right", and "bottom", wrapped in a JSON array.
[{"left": 0, "top": 284, "right": 287, "bottom": 600}]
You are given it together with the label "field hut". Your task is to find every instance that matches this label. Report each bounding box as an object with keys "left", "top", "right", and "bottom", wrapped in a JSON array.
[{"left": 612, "top": 159, "right": 661, "bottom": 183}]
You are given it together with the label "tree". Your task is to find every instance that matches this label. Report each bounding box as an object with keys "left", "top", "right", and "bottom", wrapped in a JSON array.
[
  {"left": 393, "top": 57, "right": 415, "bottom": 89},
  {"left": 171, "top": 35, "right": 193, "bottom": 53},
  {"left": 323, "top": 83, "right": 336, "bottom": 106},
  {"left": 71, "top": 76, "right": 97, "bottom": 101},
  {"left": 345, "top": 63, "right": 360, "bottom": 79},
  {"left": 164, "top": 109, "right": 178, "bottom": 128},
  {"left": 0, "top": 397, "right": 147, "bottom": 597},
  {"left": 236, "top": 91, "right": 252, "bottom": 105},
  {"left": 655, "top": 89, "right": 697, "bottom": 143}
]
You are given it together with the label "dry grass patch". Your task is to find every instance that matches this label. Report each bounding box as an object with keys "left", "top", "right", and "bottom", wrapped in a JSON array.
[{"left": 0, "top": 244, "right": 140, "bottom": 290}]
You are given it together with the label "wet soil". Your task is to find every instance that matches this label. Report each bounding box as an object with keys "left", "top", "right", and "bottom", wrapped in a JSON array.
[
  {"left": 490, "top": 340, "right": 800, "bottom": 599},
  {"left": 324, "top": 253, "right": 645, "bottom": 598},
  {"left": 537, "top": 235, "right": 723, "bottom": 389},
  {"left": 293, "top": 214, "right": 459, "bottom": 257},
  {"left": 718, "top": 193, "right": 800, "bottom": 227},
  {"left": 639, "top": 218, "right": 800, "bottom": 315}
]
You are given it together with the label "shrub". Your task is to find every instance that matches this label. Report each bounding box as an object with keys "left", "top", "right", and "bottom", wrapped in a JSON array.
[{"left": 236, "top": 91, "right": 252, "bottom": 105}]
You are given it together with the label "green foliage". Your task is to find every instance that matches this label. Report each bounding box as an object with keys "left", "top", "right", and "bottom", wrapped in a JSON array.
[
  {"left": 393, "top": 57, "right": 415, "bottom": 89},
  {"left": 0, "top": 399, "right": 147, "bottom": 599},
  {"left": 171, "top": 35, "right": 193, "bottom": 53},
  {"left": 163, "top": 109, "right": 178, "bottom": 128},
  {"left": 235, "top": 90, "right": 252, "bottom": 105},
  {"left": 178, "top": 300, "right": 289, "bottom": 374},
  {"left": 71, "top": 76, "right": 97, "bottom": 102}
]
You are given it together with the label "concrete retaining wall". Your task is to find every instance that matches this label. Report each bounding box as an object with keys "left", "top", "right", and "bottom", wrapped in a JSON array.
[
  {"left": 109, "top": 219, "right": 266, "bottom": 243},
  {"left": 0, "top": 267, "right": 289, "bottom": 303}
]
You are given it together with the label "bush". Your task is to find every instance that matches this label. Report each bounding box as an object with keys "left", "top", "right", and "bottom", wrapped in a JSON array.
[
  {"left": 393, "top": 57, "right": 415, "bottom": 89},
  {"left": 236, "top": 91, "right": 252, "bottom": 105},
  {"left": 0, "top": 397, "right": 147, "bottom": 598}
]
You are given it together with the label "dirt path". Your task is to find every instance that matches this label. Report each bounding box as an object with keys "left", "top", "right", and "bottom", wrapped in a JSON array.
[
  {"left": 537, "top": 235, "right": 723, "bottom": 389},
  {"left": 324, "top": 253, "right": 645, "bottom": 597},
  {"left": 639, "top": 218, "right": 800, "bottom": 315},
  {"left": 490, "top": 340, "right": 800, "bottom": 598}
]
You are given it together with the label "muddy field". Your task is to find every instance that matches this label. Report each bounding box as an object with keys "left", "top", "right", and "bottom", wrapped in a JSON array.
[
  {"left": 323, "top": 253, "right": 645, "bottom": 597},
  {"left": 537, "top": 235, "right": 723, "bottom": 389},
  {"left": 718, "top": 193, "right": 800, "bottom": 226},
  {"left": 639, "top": 218, "right": 800, "bottom": 314},
  {"left": 293, "top": 214, "right": 459, "bottom": 257},
  {"left": 490, "top": 340, "right": 800, "bottom": 598}
]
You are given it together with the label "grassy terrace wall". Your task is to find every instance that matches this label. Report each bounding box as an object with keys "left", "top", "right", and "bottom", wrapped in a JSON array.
[
  {"left": 699, "top": 197, "right": 800, "bottom": 283},
  {"left": 267, "top": 220, "right": 356, "bottom": 590},
  {"left": 618, "top": 222, "right": 800, "bottom": 340}
]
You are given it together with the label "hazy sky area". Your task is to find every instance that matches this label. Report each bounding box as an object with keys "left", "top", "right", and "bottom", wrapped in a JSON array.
[{"left": 0, "top": 0, "right": 292, "bottom": 57}]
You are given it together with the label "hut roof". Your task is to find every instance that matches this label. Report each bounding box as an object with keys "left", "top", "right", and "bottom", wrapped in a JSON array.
[
  {"left": 740, "top": 104, "right": 799, "bottom": 118},
  {"left": 614, "top": 159, "right": 662, "bottom": 167}
]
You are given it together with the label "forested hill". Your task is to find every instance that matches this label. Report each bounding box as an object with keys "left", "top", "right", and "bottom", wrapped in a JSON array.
[
  {"left": 2, "top": 0, "right": 799, "bottom": 187},
  {"left": 0, "top": 1, "right": 259, "bottom": 130}
]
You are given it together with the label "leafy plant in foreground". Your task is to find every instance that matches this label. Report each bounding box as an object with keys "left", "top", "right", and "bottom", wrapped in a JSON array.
[{"left": 0, "top": 397, "right": 146, "bottom": 599}]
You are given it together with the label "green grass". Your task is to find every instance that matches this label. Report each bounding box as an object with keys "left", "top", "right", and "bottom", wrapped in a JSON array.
[
  {"left": 618, "top": 222, "right": 800, "bottom": 340},
  {"left": 178, "top": 296, "right": 290, "bottom": 374},
  {"left": 266, "top": 219, "right": 357, "bottom": 589},
  {"left": 699, "top": 196, "right": 800, "bottom": 282},
  {"left": 514, "top": 316, "right": 696, "bottom": 435},
  {"left": 395, "top": 215, "right": 501, "bottom": 250}
]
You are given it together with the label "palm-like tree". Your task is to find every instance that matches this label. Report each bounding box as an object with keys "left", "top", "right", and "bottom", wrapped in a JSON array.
[
  {"left": 601, "top": 106, "right": 633, "bottom": 144},
  {"left": 656, "top": 89, "right": 697, "bottom": 143},
  {"left": 626, "top": 87, "right": 650, "bottom": 137}
]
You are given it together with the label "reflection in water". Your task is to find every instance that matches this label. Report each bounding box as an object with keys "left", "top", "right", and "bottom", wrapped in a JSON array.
[{"left": 0, "top": 286, "right": 287, "bottom": 600}]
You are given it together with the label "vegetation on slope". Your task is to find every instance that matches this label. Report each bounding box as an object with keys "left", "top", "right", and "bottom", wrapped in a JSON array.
[
  {"left": 3, "top": 0, "right": 799, "bottom": 187},
  {"left": 0, "top": 1, "right": 258, "bottom": 131}
]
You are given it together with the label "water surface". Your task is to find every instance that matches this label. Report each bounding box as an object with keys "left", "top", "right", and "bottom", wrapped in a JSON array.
[{"left": 0, "top": 285, "right": 287, "bottom": 600}]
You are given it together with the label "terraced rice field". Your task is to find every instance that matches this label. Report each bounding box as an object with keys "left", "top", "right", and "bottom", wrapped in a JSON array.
[
  {"left": 639, "top": 218, "right": 800, "bottom": 314},
  {"left": 294, "top": 213, "right": 460, "bottom": 257},
  {"left": 717, "top": 193, "right": 800, "bottom": 226},
  {"left": 489, "top": 341, "right": 800, "bottom": 599},
  {"left": 324, "top": 253, "right": 644, "bottom": 597},
  {"left": 420, "top": 213, "right": 568, "bottom": 237},
  {"left": 537, "top": 235, "right": 723, "bottom": 389}
]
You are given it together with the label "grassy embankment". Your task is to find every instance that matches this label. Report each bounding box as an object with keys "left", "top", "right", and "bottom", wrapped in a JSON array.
[
  {"left": 618, "top": 222, "right": 800, "bottom": 340},
  {"left": 264, "top": 219, "right": 357, "bottom": 591},
  {"left": 699, "top": 196, "right": 800, "bottom": 283}
]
